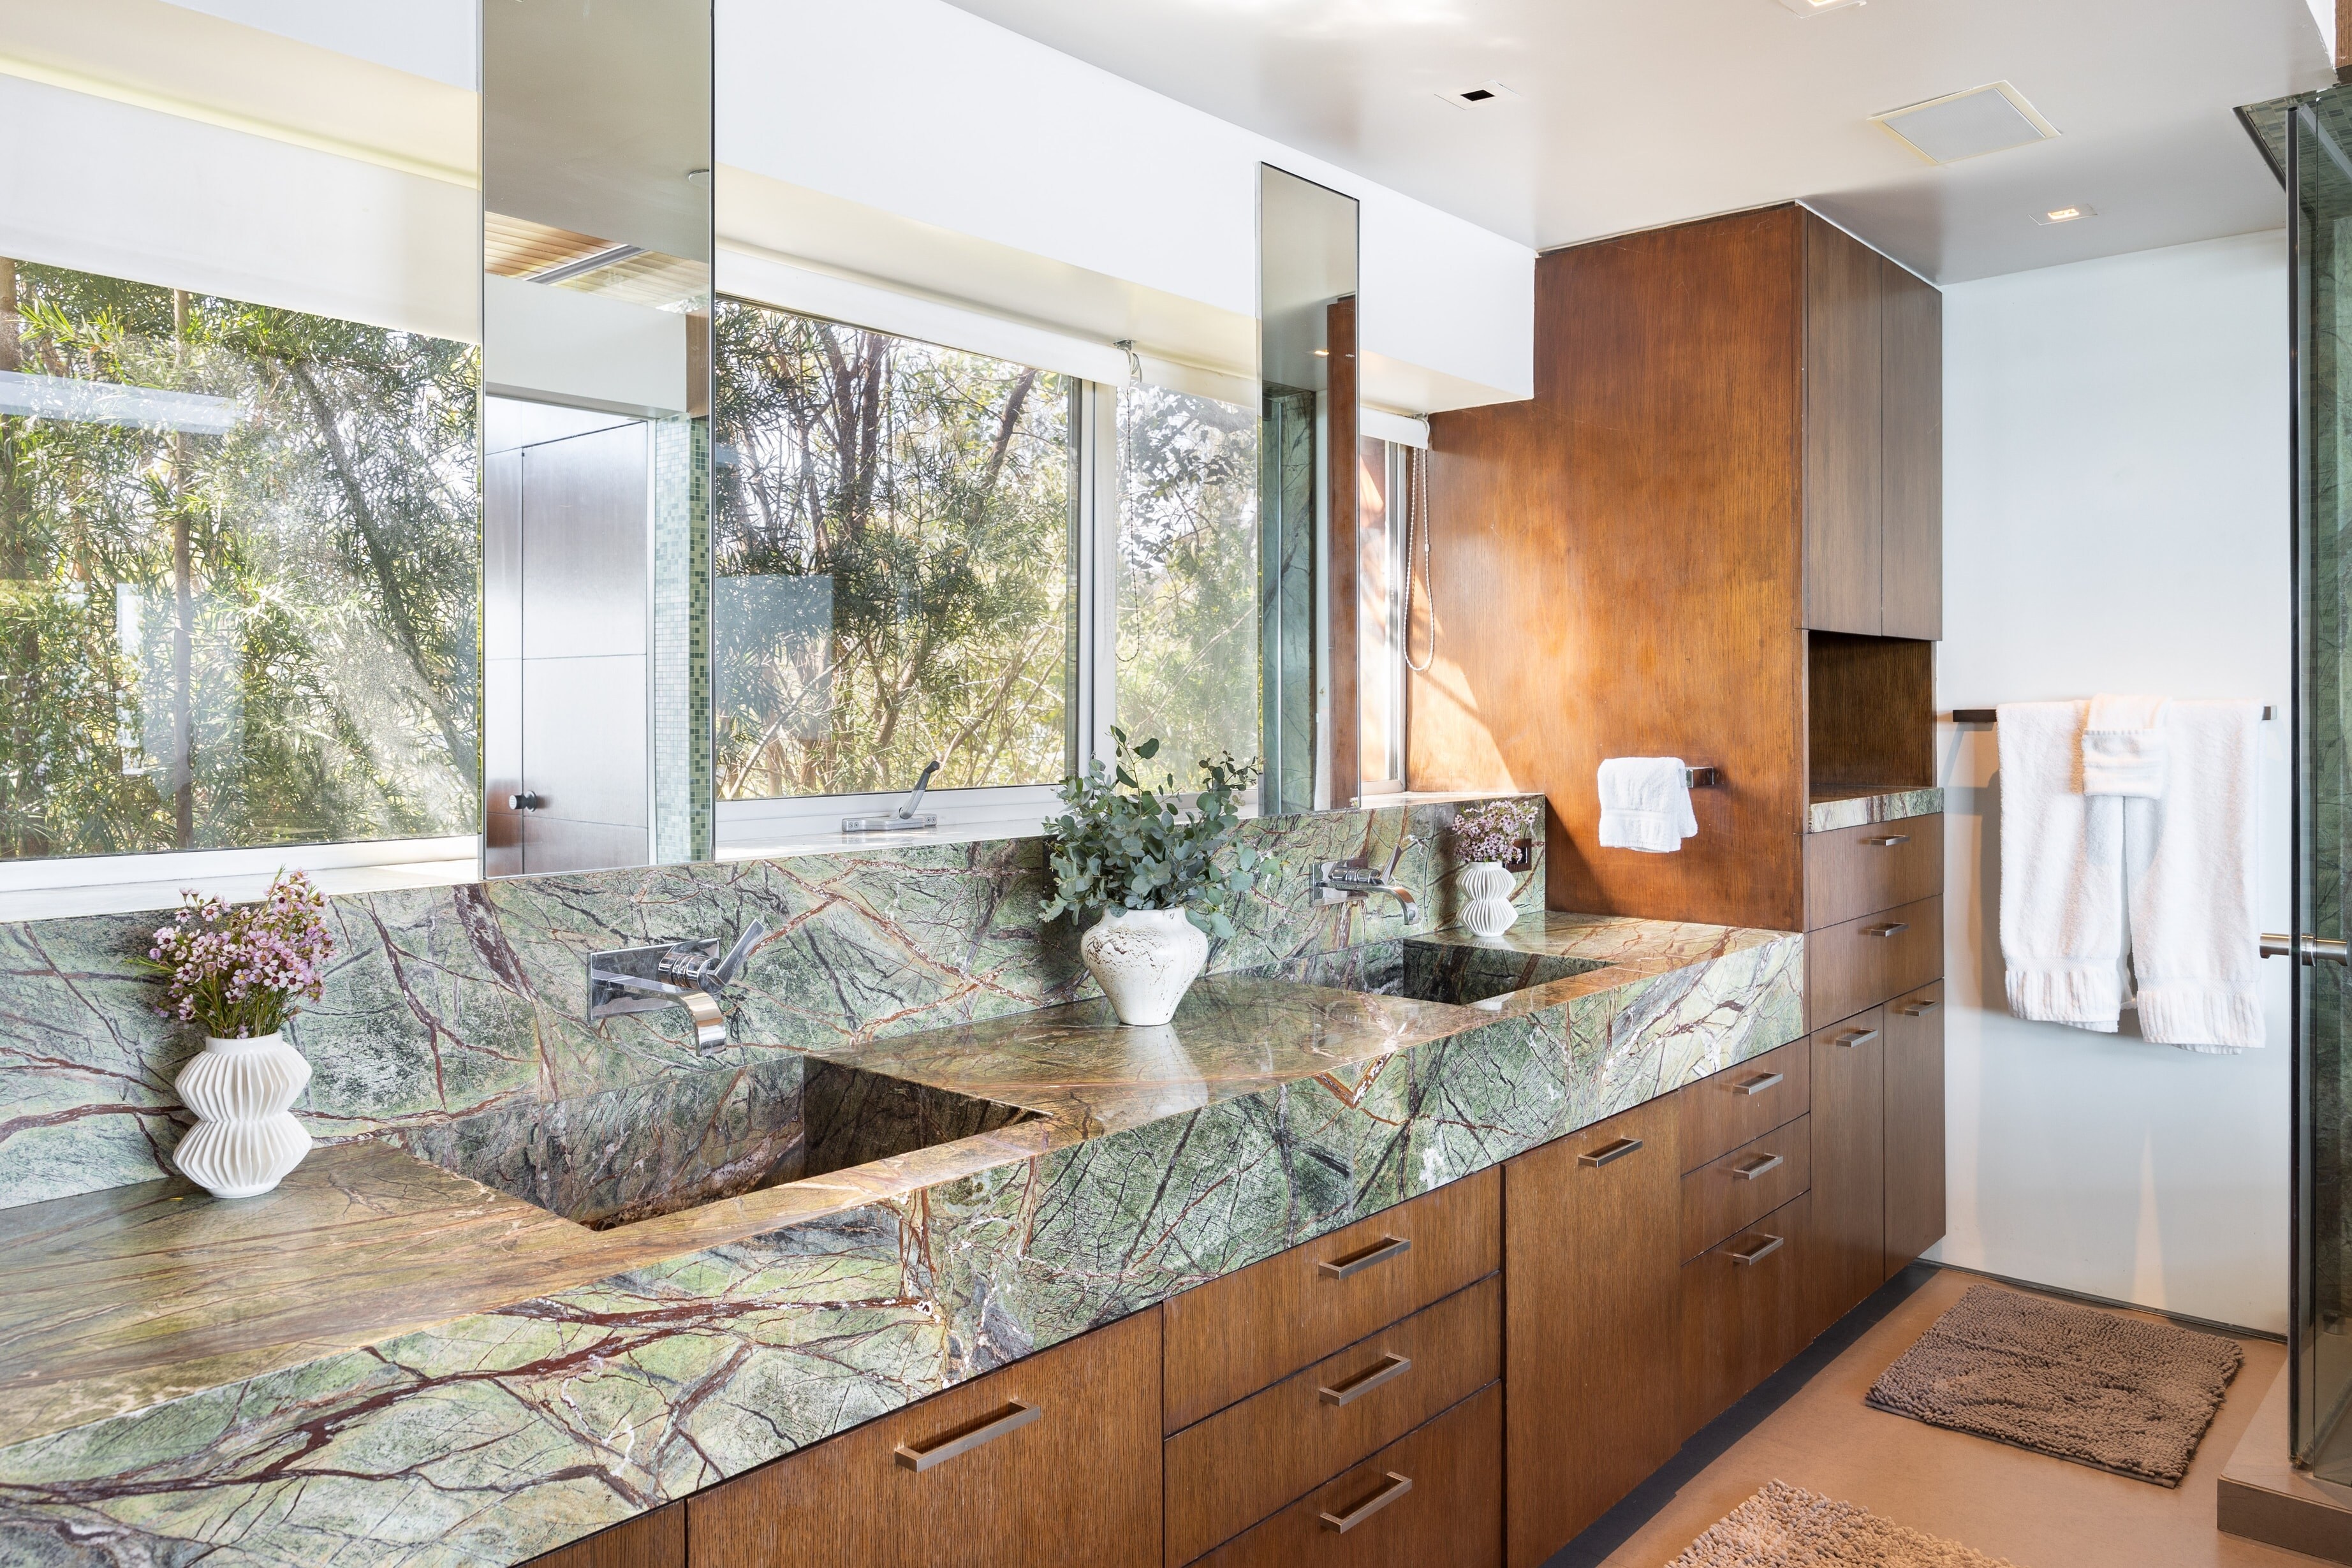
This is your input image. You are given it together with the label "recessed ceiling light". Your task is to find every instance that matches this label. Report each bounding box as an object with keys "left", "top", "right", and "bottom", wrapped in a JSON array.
[
  {"left": 1437, "top": 80, "right": 1520, "bottom": 110},
  {"left": 2031, "top": 203, "right": 2096, "bottom": 225},
  {"left": 1872, "top": 82, "right": 2059, "bottom": 165},
  {"left": 1777, "top": 0, "right": 1865, "bottom": 15}
]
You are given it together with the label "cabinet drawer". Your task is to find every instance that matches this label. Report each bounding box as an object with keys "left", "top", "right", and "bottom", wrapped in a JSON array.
[
  {"left": 1885, "top": 981, "right": 1947, "bottom": 1277},
  {"left": 1677, "top": 1039, "right": 1811, "bottom": 1173},
  {"left": 1680, "top": 1115, "right": 1811, "bottom": 1261},
  {"left": 686, "top": 1308, "right": 1160, "bottom": 1568},
  {"left": 1194, "top": 1382, "right": 1503, "bottom": 1568},
  {"left": 1806, "top": 897, "right": 1941, "bottom": 1027},
  {"left": 1679, "top": 1193, "right": 1811, "bottom": 1440},
  {"left": 1166, "top": 1277, "right": 1499, "bottom": 1565},
  {"left": 1805, "top": 814, "right": 1942, "bottom": 930},
  {"left": 522, "top": 1506, "right": 683, "bottom": 1568},
  {"left": 1164, "top": 1168, "right": 1499, "bottom": 1433}
]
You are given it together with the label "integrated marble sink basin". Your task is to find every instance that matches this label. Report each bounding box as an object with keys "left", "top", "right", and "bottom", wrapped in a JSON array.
[
  {"left": 1312, "top": 935, "right": 1611, "bottom": 1011},
  {"left": 400, "top": 1057, "right": 1038, "bottom": 1231}
]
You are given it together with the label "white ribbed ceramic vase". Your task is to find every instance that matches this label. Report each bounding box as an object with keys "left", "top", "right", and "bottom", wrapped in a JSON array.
[
  {"left": 172, "top": 1032, "right": 313, "bottom": 1199},
  {"left": 1459, "top": 861, "right": 1518, "bottom": 940},
  {"left": 1080, "top": 907, "right": 1210, "bottom": 1027}
]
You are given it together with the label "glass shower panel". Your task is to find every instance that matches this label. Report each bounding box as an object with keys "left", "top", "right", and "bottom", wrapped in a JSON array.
[{"left": 2294, "top": 92, "right": 2352, "bottom": 1480}]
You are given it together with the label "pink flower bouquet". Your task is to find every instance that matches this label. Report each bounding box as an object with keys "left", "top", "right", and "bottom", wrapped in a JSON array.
[{"left": 147, "top": 870, "right": 335, "bottom": 1039}]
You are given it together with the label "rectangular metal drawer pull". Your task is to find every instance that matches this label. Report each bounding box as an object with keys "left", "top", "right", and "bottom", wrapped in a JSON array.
[
  {"left": 1321, "top": 1472, "right": 1414, "bottom": 1533},
  {"left": 1864, "top": 833, "right": 1911, "bottom": 847},
  {"left": 1899, "top": 999, "right": 1943, "bottom": 1016},
  {"left": 1731, "top": 1152, "right": 1784, "bottom": 1181},
  {"left": 1834, "top": 1028, "right": 1880, "bottom": 1048},
  {"left": 1318, "top": 1352, "right": 1413, "bottom": 1407},
  {"left": 1578, "top": 1136, "right": 1645, "bottom": 1168},
  {"left": 1731, "top": 1070, "right": 1784, "bottom": 1097},
  {"left": 1862, "top": 922, "right": 1909, "bottom": 938},
  {"left": 1319, "top": 1234, "right": 1411, "bottom": 1280},
  {"left": 893, "top": 1401, "right": 1040, "bottom": 1472},
  {"left": 1729, "top": 1233, "right": 1785, "bottom": 1265}
]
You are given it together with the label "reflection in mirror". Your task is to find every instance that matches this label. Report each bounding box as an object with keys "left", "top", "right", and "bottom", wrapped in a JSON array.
[
  {"left": 1258, "top": 166, "right": 1360, "bottom": 816},
  {"left": 480, "top": 0, "right": 714, "bottom": 877}
]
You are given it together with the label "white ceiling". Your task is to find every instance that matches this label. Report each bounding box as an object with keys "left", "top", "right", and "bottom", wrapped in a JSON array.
[{"left": 943, "top": 0, "right": 2334, "bottom": 282}]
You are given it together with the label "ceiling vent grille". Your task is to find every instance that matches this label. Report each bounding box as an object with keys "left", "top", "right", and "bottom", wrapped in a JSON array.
[
  {"left": 1437, "top": 81, "right": 1519, "bottom": 110},
  {"left": 1872, "top": 82, "right": 2058, "bottom": 165}
]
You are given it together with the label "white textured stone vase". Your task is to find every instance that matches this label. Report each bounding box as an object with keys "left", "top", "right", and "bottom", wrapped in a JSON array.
[
  {"left": 172, "top": 1032, "right": 314, "bottom": 1198},
  {"left": 1080, "top": 907, "right": 1210, "bottom": 1027},
  {"left": 1459, "top": 861, "right": 1519, "bottom": 940}
]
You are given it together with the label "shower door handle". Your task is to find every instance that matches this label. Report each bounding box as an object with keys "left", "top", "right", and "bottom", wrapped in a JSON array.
[{"left": 2261, "top": 934, "right": 2349, "bottom": 964}]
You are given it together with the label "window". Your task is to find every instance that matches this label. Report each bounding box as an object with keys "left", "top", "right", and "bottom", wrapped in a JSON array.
[
  {"left": 0, "top": 257, "right": 480, "bottom": 866},
  {"left": 709, "top": 298, "right": 1264, "bottom": 844}
]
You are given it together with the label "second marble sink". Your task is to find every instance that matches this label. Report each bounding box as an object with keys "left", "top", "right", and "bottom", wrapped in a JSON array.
[
  {"left": 1300, "top": 935, "right": 1608, "bottom": 1010},
  {"left": 397, "top": 1057, "right": 1038, "bottom": 1230}
]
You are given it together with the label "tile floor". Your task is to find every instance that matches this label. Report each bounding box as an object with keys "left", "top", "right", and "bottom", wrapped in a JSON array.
[{"left": 1554, "top": 1264, "right": 2305, "bottom": 1568}]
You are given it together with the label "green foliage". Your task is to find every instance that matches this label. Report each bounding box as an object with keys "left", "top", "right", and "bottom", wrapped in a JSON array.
[
  {"left": 1040, "top": 728, "right": 1264, "bottom": 939},
  {"left": 0, "top": 260, "right": 478, "bottom": 861}
]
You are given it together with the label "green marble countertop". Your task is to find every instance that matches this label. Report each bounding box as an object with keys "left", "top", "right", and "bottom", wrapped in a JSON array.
[
  {"left": 1807, "top": 784, "right": 1944, "bottom": 834},
  {"left": 0, "top": 911, "right": 1803, "bottom": 1565}
]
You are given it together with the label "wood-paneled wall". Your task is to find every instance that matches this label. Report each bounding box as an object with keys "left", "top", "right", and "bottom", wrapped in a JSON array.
[{"left": 1409, "top": 207, "right": 1809, "bottom": 932}]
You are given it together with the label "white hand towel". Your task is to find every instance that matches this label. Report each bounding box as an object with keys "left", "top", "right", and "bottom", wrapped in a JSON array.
[
  {"left": 2083, "top": 694, "right": 2169, "bottom": 798},
  {"left": 2129, "top": 701, "right": 2263, "bottom": 1052},
  {"left": 1998, "top": 701, "right": 2129, "bottom": 1032},
  {"left": 1597, "top": 757, "right": 1698, "bottom": 854}
]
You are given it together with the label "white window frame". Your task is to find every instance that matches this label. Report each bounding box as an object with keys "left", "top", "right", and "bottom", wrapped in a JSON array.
[{"left": 0, "top": 835, "right": 483, "bottom": 921}]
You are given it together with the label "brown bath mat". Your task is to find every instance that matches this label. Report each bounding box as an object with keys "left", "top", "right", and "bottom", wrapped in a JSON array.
[
  {"left": 1667, "top": 1481, "right": 2019, "bottom": 1568},
  {"left": 1865, "top": 1283, "right": 2242, "bottom": 1486}
]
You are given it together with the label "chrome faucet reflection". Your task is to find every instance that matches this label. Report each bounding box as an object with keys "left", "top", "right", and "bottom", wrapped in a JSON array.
[
  {"left": 587, "top": 922, "right": 768, "bottom": 1051},
  {"left": 1313, "top": 835, "right": 1420, "bottom": 925}
]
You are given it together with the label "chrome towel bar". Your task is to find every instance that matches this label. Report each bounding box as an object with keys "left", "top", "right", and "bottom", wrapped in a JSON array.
[{"left": 1951, "top": 707, "right": 2274, "bottom": 723}]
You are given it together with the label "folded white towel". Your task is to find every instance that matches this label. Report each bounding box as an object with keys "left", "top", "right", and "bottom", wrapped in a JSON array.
[
  {"left": 2130, "top": 701, "right": 2263, "bottom": 1053},
  {"left": 1597, "top": 757, "right": 1698, "bottom": 854},
  {"left": 1999, "top": 701, "right": 2129, "bottom": 1032},
  {"left": 2083, "top": 694, "right": 2168, "bottom": 799}
]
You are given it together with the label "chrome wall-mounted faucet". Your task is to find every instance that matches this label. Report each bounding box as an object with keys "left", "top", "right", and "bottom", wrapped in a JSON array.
[
  {"left": 843, "top": 759, "right": 941, "bottom": 834},
  {"left": 1314, "top": 834, "right": 1420, "bottom": 925},
  {"left": 587, "top": 921, "right": 768, "bottom": 1052}
]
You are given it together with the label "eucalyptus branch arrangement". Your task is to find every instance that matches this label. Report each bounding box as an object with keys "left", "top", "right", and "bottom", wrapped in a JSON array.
[{"left": 1041, "top": 729, "right": 1265, "bottom": 939}]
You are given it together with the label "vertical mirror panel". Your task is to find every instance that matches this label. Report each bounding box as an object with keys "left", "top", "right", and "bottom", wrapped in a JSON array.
[
  {"left": 1258, "top": 166, "right": 1360, "bottom": 816},
  {"left": 481, "top": 0, "right": 714, "bottom": 877},
  {"left": 2295, "top": 92, "right": 2352, "bottom": 1477}
]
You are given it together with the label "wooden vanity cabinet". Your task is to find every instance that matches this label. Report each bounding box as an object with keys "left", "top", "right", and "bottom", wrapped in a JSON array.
[
  {"left": 1502, "top": 1097, "right": 1682, "bottom": 1568},
  {"left": 686, "top": 1307, "right": 1161, "bottom": 1568},
  {"left": 1805, "top": 1009, "right": 1887, "bottom": 1340},
  {"left": 1679, "top": 1194, "right": 1812, "bottom": 1439},
  {"left": 526, "top": 1506, "right": 684, "bottom": 1568},
  {"left": 1885, "top": 981, "right": 1948, "bottom": 1276}
]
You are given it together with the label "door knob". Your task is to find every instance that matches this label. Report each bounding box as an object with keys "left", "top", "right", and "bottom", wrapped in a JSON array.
[{"left": 508, "top": 791, "right": 543, "bottom": 812}]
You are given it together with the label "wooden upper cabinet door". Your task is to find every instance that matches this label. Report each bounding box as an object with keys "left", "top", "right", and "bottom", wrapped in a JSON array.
[
  {"left": 1879, "top": 257, "right": 1943, "bottom": 641},
  {"left": 524, "top": 1506, "right": 684, "bottom": 1568},
  {"left": 1503, "top": 1097, "right": 1682, "bottom": 1568},
  {"left": 1802, "top": 212, "right": 1885, "bottom": 636},
  {"left": 1884, "top": 981, "right": 1948, "bottom": 1277},
  {"left": 1806, "top": 1009, "right": 1888, "bottom": 1342},
  {"left": 686, "top": 1308, "right": 1161, "bottom": 1568}
]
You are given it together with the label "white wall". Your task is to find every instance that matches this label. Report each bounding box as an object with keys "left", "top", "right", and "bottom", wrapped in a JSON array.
[{"left": 1938, "top": 229, "right": 2291, "bottom": 1333}]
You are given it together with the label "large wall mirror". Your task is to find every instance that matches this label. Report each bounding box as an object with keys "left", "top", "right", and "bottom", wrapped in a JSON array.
[{"left": 0, "top": 0, "right": 1419, "bottom": 916}]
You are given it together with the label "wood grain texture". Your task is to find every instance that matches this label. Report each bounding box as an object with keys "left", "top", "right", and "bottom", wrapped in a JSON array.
[
  {"left": 1329, "top": 293, "right": 1360, "bottom": 803},
  {"left": 1806, "top": 1009, "right": 1886, "bottom": 1341},
  {"left": 1679, "top": 1192, "right": 1812, "bottom": 1440},
  {"left": 1807, "top": 633, "right": 1934, "bottom": 793},
  {"left": 1806, "top": 895, "right": 1943, "bottom": 1027},
  {"left": 1163, "top": 1168, "right": 1500, "bottom": 1433},
  {"left": 523, "top": 1506, "right": 684, "bottom": 1568},
  {"left": 1879, "top": 259, "right": 1943, "bottom": 640},
  {"left": 1802, "top": 212, "right": 1883, "bottom": 636},
  {"left": 686, "top": 1308, "right": 1161, "bottom": 1568},
  {"left": 1411, "top": 207, "right": 1809, "bottom": 932},
  {"left": 1805, "top": 812, "right": 1944, "bottom": 930},
  {"left": 1884, "top": 981, "right": 1948, "bottom": 1278},
  {"left": 1680, "top": 1114, "right": 1812, "bottom": 1263},
  {"left": 1503, "top": 1098, "right": 1682, "bottom": 1568},
  {"left": 1196, "top": 1382, "right": 1503, "bottom": 1568},
  {"left": 1678, "top": 1037, "right": 1812, "bottom": 1174},
  {"left": 1165, "top": 1277, "right": 1499, "bottom": 1565}
]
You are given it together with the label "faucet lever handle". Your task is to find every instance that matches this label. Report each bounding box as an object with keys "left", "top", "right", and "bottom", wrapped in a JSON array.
[
  {"left": 710, "top": 921, "right": 768, "bottom": 988},
  {"left": 1383, "top": 833, "right": 1420, "bottom": 881}
]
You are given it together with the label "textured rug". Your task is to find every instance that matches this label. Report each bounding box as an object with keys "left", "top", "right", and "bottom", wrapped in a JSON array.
[
  {"left": 1865, "top": 1283, "right": 2242, "bottom": 1486},
  {"left": 1666, "top": 1482, "right": 2018, "bottom": 1567}
]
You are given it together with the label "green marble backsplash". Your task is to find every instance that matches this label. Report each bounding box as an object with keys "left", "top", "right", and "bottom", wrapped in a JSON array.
[{"left": 0, "top": 798, "right": 1540, "bottom": 1213}]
